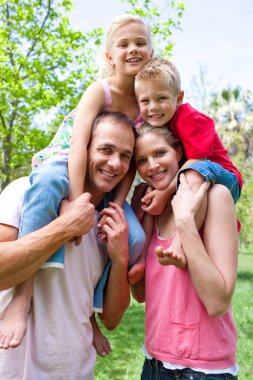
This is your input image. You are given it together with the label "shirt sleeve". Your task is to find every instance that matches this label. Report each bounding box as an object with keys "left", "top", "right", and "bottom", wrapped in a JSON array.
[
  {"left": 0, "top": 177, "right": 29, "bottom": 228},
  {"left": 176, "top": 108, "right": 216, "bottom": 159}
]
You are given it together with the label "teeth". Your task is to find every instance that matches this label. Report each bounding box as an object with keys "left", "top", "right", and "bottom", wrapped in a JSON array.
[
  {"left": 150, "top": 171, "right": 165, "bottom": 179},
  {"left": 100, "top": 169, "right": 115, "bottom": 178},
  {"left": 127, "top": 58, "right": 141, "bottom": 63}
]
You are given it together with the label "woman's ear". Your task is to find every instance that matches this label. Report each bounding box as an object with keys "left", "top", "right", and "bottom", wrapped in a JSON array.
[{"left": 176, "top": 146, "right": 183, "bottom": 163}]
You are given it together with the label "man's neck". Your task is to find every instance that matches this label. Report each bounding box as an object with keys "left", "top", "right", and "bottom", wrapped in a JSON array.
[{"left": 83, "top": 185, "right": 104, "bottom": 208}]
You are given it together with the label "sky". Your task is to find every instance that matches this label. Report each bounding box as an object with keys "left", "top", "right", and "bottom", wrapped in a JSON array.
[{"left": 69, "top": 0, "right": 253, "bottom": 97}]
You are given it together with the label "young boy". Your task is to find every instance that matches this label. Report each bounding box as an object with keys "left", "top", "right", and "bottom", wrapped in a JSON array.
[{"left": 133, "top": 57, "right": 242, "bottom": 265}]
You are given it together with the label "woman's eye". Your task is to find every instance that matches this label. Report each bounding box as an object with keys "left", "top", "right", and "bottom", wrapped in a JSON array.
[
  {"left": 156, "top": 151, "right": 166, "bottom": 157},
  {"left": 137, "top": 158, "right": 145, "bottom": 165}
]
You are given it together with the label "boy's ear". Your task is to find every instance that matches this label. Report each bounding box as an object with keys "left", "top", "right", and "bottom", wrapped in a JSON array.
[{"left": 176, "top": 91, "right": 184, "bottom": 106}]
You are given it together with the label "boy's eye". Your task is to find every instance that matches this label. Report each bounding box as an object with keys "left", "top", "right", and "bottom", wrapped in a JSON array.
[
  {"left": 158, "top": 96, "right": 167, "bottom": 101},
  {"left": 140, "top": 99, "right": 149, "bottom": 104}
]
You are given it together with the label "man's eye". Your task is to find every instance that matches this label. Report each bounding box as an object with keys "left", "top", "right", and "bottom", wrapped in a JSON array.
[
  {"left": 121, "top": 153, "right": 131, "bottom": 160},
  {"left": 101, "top": 148, "right": 111, "bottom": 154}
]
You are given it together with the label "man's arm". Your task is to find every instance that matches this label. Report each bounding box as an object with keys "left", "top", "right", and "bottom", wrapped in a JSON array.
[
  {"left": 0, "top": 193, "right": 95, "bottom": 290},
  {"left": 98, "top": 203, "right": 130, "bottom": 330}
]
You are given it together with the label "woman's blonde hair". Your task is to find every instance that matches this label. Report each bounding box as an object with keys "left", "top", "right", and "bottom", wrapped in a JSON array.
[
  {"left": 98, "top": 14, "right": 152, "bottom": 78},
  {"left": 135, "top": 123, "right": 185, "bottom": 165}
]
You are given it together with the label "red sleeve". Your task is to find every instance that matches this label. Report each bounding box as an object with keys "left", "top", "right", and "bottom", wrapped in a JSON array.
[{"left": 173, "top": 105, "right": 216, "bottom": 159}]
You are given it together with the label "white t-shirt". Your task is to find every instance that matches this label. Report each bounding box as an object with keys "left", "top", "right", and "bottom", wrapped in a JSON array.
[{"left": 0, "top": 178, "right": 107, "bottom": 380}]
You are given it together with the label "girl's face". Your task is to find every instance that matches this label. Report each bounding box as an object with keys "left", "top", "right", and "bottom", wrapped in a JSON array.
[
  {"left": 106, "top": 21, "right": 153, "bottom": 76},
  {"left": 135, "top": 132, "right": 182, "bottom": 190}
]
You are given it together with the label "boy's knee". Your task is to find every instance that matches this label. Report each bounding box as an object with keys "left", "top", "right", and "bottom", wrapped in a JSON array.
[
  {"left": 208, "top": 184, "right": 233, "bottom": 203},
  {"left": 180, "top": 169, "right": 205, "bottom": 191}
]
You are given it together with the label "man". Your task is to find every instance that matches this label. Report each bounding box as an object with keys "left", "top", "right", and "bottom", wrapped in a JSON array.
[{"left": 0, "top": 112, "right": 135, "bottom": 379}]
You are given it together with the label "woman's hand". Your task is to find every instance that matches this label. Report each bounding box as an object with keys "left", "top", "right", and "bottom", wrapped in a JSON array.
[{"left": 172, "top": 174, "right": 210, "bottom": 227}]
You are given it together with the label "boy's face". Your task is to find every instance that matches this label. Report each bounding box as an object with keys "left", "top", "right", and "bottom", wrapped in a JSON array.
[{"left": 135, "top": 79, "right": 183, "bottom": 127}]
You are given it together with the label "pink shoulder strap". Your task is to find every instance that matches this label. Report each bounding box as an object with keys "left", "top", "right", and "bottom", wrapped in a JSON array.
[{"left": 99, "top": 79, "right": 112, "bottom": 112}]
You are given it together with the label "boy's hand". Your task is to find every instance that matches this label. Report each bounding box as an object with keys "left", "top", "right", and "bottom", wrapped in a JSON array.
[{"left": 141, "top": 189, "right": 169, "bottom": 216}]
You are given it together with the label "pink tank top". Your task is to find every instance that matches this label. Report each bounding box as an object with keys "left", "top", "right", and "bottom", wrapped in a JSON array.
[{"left": 145, "top": 222, "right": 237, "bottom": 369}]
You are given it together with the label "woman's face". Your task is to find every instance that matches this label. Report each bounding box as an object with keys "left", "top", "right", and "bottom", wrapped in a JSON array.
[{"left": 135, "top": 132, "right": 182, "bottom": 190}]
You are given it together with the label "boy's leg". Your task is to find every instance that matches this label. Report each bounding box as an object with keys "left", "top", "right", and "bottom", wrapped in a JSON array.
[
  {"left": 179, "top": 160, "right": 240, "bottom": 203},
  {"left": 19, "top": 156, "right": 70, "bottom": 268},
  {"left": 0, "top": 276, "right": 34, "bottom": 349},
  {"left": 90, "top": 313, "right": 111, "bottom": 357}
]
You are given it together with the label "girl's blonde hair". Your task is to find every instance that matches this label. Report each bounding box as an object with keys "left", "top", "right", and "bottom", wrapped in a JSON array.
[{"left": 98, "top": 14, "right": 152, "bottom": 79}]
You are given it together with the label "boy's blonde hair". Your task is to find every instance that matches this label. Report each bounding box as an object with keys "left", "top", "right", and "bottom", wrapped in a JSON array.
[
  {"left": 135, "top": 57, "right": 181, "bottom": 97},
  {"left": 99, "top": 14, "right": 152, "bottom": 78}
]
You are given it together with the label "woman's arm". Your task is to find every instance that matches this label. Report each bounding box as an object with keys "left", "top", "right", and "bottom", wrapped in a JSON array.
[{"left": 172, "top": 175, "right": 238, "bottom": 317}]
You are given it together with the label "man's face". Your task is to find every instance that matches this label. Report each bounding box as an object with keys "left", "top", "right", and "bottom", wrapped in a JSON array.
[{"left": 86, "top": 118, "right": 135, "bottom": 198}]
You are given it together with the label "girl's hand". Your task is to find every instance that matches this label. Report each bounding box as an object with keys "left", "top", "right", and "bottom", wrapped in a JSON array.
[
  {"left": 141, "top": 189, "right": 169, "bottom": 216},
  {"left": 131, "top": 182, "right": 150, "bottom": 222}
]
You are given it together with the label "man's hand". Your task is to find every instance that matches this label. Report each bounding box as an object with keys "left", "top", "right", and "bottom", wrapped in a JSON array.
[
  {"left": 172, "top": 174, "right": 210, "bottom": 227},
  {"left": 59, "top": 193, "right": 95, "bottom": 240},
  {"left": 99, "top": 202, "right": 129, "bottom": 266}
]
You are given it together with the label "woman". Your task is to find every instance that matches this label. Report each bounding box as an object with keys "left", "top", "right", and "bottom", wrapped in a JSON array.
[{"left": 132, "top": 124, "right": 239, "bottom": 379}]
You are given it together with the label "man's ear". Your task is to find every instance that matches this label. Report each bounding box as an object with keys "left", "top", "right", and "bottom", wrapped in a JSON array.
[
  {"left": 176, "top": 91, "right": 184, "bottom": 106},
  {"left": 105, "top": 51, "right": 114, "bottom": 66}
]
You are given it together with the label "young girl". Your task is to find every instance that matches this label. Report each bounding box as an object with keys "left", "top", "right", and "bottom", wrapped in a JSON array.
[{"left": 0, "top": 14, "right": 153, "bottom": 354}]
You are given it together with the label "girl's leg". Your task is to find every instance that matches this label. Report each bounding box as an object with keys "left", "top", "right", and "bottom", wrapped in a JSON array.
[
  {"left": 19, "top": 156, "right": 70, "bottom": 268},
  {"left": 0, "top": 276, "right": 34, "bottom": 349}
]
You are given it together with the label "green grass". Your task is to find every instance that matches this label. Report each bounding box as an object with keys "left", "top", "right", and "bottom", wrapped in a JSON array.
[{"left": 95, "top": 253, "right": 253, "bottom": 380}]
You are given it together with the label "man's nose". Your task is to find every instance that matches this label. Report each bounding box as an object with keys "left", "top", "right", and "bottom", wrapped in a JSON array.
[{"left": 108, "top": 154, "right": 121, "bottom": 169}]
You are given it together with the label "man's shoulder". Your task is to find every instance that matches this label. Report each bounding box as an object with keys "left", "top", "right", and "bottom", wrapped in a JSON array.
[
  {"left": 1, "top": 177, "right": 30, "bottom": 196},
  {"left": 0, "top": 177, "right": 29, "bottom": 228}
]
